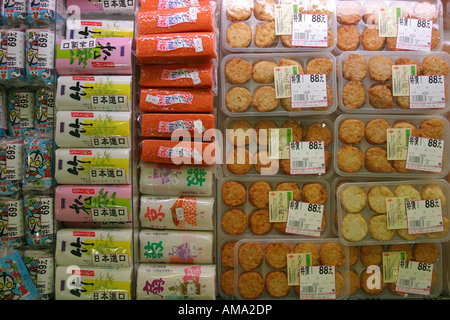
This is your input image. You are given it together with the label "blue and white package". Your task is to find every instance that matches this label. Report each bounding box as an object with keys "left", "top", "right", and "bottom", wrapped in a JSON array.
[
  {"left": 0, "top": 250, "right": 39, "bottom": 300},
  {"left": 0, "top": 29, "right": 26, "bottom": 81},
  {"left": 23, "top": 191, "right": 54, "bottom": 246},
  {"left": 35, "top": 88, "right": 54, "bottom": 133},
  {"left": 25, "top": 29, "right": 55, "bottom": 84},
  {"left": 1, "top": 1, "right": 27, "bottom": 23},
  {"left": 0, "top": 196, "right": 26, "bottom": 249},
  {"left": 22, "top": 249, "right": 55, "bottom": 300},
  {"left": 23, "top": 132, "right": 53, "bottom": 188},
  {"left": 27, "top": 0, "right": 66, "bottom": 24},
  {"left": 7, "top": 90, "right": 34, "bottom": 136},
  {"left": 0, "top": 137, "right": 23, "bottom": 195},
  {"left": 0, "top": 91, "right": 7, "bottom": 137}
]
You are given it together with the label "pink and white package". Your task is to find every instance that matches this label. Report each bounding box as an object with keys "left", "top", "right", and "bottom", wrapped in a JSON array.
[
  {"left": 55, "top": 185, "right": 132, "bottom": 223},
  {"left": 55, "top": 37, "right": 133, "bottom": 75}
]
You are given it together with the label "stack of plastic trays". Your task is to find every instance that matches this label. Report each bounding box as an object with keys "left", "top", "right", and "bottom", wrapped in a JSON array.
[
  {"left": 52, "top": 0, "right": 135, "bottom": 301},
  {"left": 134, "top": 0, "right": 219, "bottom": 300},
  {"left": 333, "top": 0, "right": 449, "bottom": 300},
  {"left": 0, "top": 0, "right": 67, "bottom": 301}
]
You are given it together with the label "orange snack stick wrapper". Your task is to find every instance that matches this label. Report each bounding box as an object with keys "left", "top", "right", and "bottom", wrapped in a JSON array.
[
  {"left": 140, "top": 88, "right": 214, "bottom": 113},
  {"left": 136, "top": 32, "right": 217, "bottom": 64},
  {"left": 138, "top": 6, "right": 214, "bottom": 34},
  {"left": 140, "top": 0, "right": 212, "bottom": 11},
  {"left": 139, "top": 63, "right": 214, "bottom": 88},
  {"left": 140, "top": 113, "right": 215, "bottom": 139},
  {"left": 141, "top": 139, "right": 215, "bottom": 166}
]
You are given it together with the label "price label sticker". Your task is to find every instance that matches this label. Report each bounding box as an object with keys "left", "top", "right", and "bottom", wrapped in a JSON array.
[
  {"left": 274, "top": 65, "right": 299, "bottom": 98},
  {"left": 287, "top": 253, "right": 312, "bottom": 286},
  {"left": 382, "top": 251, "right": 407, "bottom": 283},
  {"left": 290, "top": 74, "right": 328, "bottom": 108},
  {"left": 379, "top": 7, "right": 402, "bottom": 37},
  {"left": 409, "top": 75, "right": 446, "bottom": 109},
  {"left": 405, "top": 136, "right": 444, "bottom": 173},
  {"left": 269, "top": 191, "right": 293, "bottom": 222},
  {"left": 396, "top": 17, "right": 433, "bottom": 51},
  {"left": 392, "top": 65, "right": 417, "bottom": 96},
  {"left": 269, "top": 128, "right": 293, "bottom": 159},
  {"left": 285, "top": 201, "right": 324, "bottom": 237},
  {"left": 387, "top": 128, "right": 411, "bottom": 160},
  {"left": 405, "top": 199, "right": 444, "bottom": 234},
  {"left": 299, "top": 265, "right": 336, "bottom": 300},
  {"left": 396, "top": 260, "right": 434, "bottom": 295},
  {"left": 275, "top": 4, "right": 295, "bottom": 35},
  {"left": 291, "top": 13, "right": 328, "bottom": 47},
  {"left": 386, "top": 197, "right": 410, "bottom": 229},
  {"left": 6, "top": 143, "right": 23, "bottom": 181},
  {"left": 289, "top": 141, "right": 326, "bottom": 175}
]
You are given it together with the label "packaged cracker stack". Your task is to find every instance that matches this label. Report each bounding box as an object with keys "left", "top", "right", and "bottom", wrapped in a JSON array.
[
  {"left": 135, "top": 0, "right": 219, "bottom": 300},
  {"left": 331, "top": 0, "right": 450, "bottom": 300},
  {"left": 53, "top": 1, "right": 135, "bottom": 300}
]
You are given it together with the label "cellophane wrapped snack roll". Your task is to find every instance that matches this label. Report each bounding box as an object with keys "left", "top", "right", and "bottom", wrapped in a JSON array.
[
  {"left": 140, "top": 88, "right": 214, "bottom": 113},
  {"left": 136, "top": 32, "right": 217, "bottom": 64}
]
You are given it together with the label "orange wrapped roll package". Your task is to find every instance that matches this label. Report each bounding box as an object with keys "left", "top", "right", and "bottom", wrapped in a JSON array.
[
  {"left": 136, "top": 32, "right": 217, "bottom": 64},
  {"left": 138, "top": 6, "right": 214, "bottom": 34},
  {"left": 140, "top": 88, "right": 214, "bottom": 113},
  {"left": 141, "top": 0, "right": 212, "bottom": 11},
  {"left": 141, "top": 113, "right": 215, "bottom": 139},
  {"left": 141, "top": 139, "right": 215, "bottom": 166},
  {"left": 139, "top": 63, "right": 214, "bottom": 88}
]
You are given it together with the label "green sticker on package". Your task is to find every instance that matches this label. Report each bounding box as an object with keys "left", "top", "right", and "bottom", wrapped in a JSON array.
[
  {"left": 287, "top": 253, "right": 311, "bottom": 286},
  {"left": 386, "top": 196, "right": 410, "bottom": 229},
  {"left": 269, "top": 191, "right": 293, "bottom": 222},
  {"left": 382, "top": 251, "right": 407, "bottom": 283},
  {"left": 387, "top": 128, "right": 411, "bottom": 160},
  {"left": 268, "top": 128, "right": 293, "bottom": 159}
]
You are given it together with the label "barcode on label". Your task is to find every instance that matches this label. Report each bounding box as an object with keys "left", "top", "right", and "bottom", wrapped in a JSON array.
[
  {"left": 410, "top": 95, "right": 425, "bottom": 102},
  {"left": 301, "top": 286, "right": 316, "bottom": 293},
  {"left": 293, "top": 32, "right": 309, "bottom": 40},
  {"left": 398, "top": 36, "right": 412, "bottom": 43},
  {"left": 409, "top": 219, "right": 425, "bottom": 228},
  {"left": 288, "top": 219, "right": 303, "bottom": 228},
  {"left": 397, "top": 278, "right": 412, "bottom": 286},
  {"left": 292, "top": 160, "right": 320, "bottom": 168},
  {"left": 408, "top": 155, "right": 424, "bottom": 164},
  {"left": 293, "top": 93, "right": 308, "bottom": 101}
]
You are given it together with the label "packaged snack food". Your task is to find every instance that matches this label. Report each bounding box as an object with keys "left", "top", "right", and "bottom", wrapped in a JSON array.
[
  {"left": 55, "top": 111, "right": 131, "bottom": 148},
  {"left": 0, "top": 29, "right": 25, "bottom": 82},
  {"left": 66, "top": 0, "right": 135, "bottom": 15},
  {"left": 140, "top": 139, "right": 215, "bottom": 166},
  {"left": 54, "top": 228, "right": 133, "bottom": 268},
  {"left": 0, "top": 195, "right": 25, "bottom": 248},
  {"left": 136, "top": 32, "right": 217, "bottom": 64},
  {"left": 139, "top": 161, "right": 214, "bottom": 196},
  {"left": 34, "top": 88, "right": 54, "bottom": 133},
  {"left": 7, "top": 90, "right": 35, "bottom": 137},
  {"left": 139, "top": 63, "right": 215, "bottom": 88},
  {"left": 0, "top": 137, "right": 23, "bottom": 195},
  {"left": 23, "top": 132, "right": 53, "bottom": 189},
  {"left": 140, "top": 113, "right": 215, "bottom": 139},
  {"left": 338, "top": 51, "right": 450, "bottom": 114},
  {"left": 0, "top": 250, "right": 39, "bottom": 300},
  {"left": 55, "top": 185, "right": 132, "bottom": 223},
  {"left": 55, "top": 75, "right": 132, "bottom": 111},
  {"left": 54, "top": 266, "right": 133, "bottom": 300},
  {"left": 23, "top": 191, "right": 54, "bottom": 246},
  {"left": 138, "top": 6, "right": 215, "bottom": 34},
  {"left": 22, "top": 249, "right": 55, "bottom": 300},
  {"left": 55, "top": 37, "right": 133, "bottom": 75},
  {"left": 334, "top": 114, "right": 450, "bottom": 178},
  {"left": 25, "top": 29, "right": 56, "bottom": 84},
  {"left": 136, "top": 263, "right": 216, "bottom": 300},
  {"left": 139, "top": 229, "right": 214, "bottom": 264},
  {"left": 66, "top": 19, "right": 135, "bottom": 39},
  {"left": 55, "top": 148, "right": 131, "bottom": 185},
  {"left": 139, "top": 88, "right": 214, "bottom": 113},
  {"left": 140, "top": 195, "right": 215, "bottom": 231}
]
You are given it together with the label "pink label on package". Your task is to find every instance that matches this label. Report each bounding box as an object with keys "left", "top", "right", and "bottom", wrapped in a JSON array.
[
  {"left": 151, "top": 93, "right": 194, "bottom": 105},
  {"left": 158, "top": 0, "right": 200, "bottom": 9},
  {"left": 55, "top": 185, "right": 132, "bottom": 222},
  {"left": 158, "top": 120, "right": 196, "bottom": 133},
  {"left": 156, "top": 37, "right": 197, "bottom": 51},
  {"left": 56, "top": 37, "right": 132, "bottom": 75},
  {"left": 160, "top": 68, "right": 199, "bottom": 81}
]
